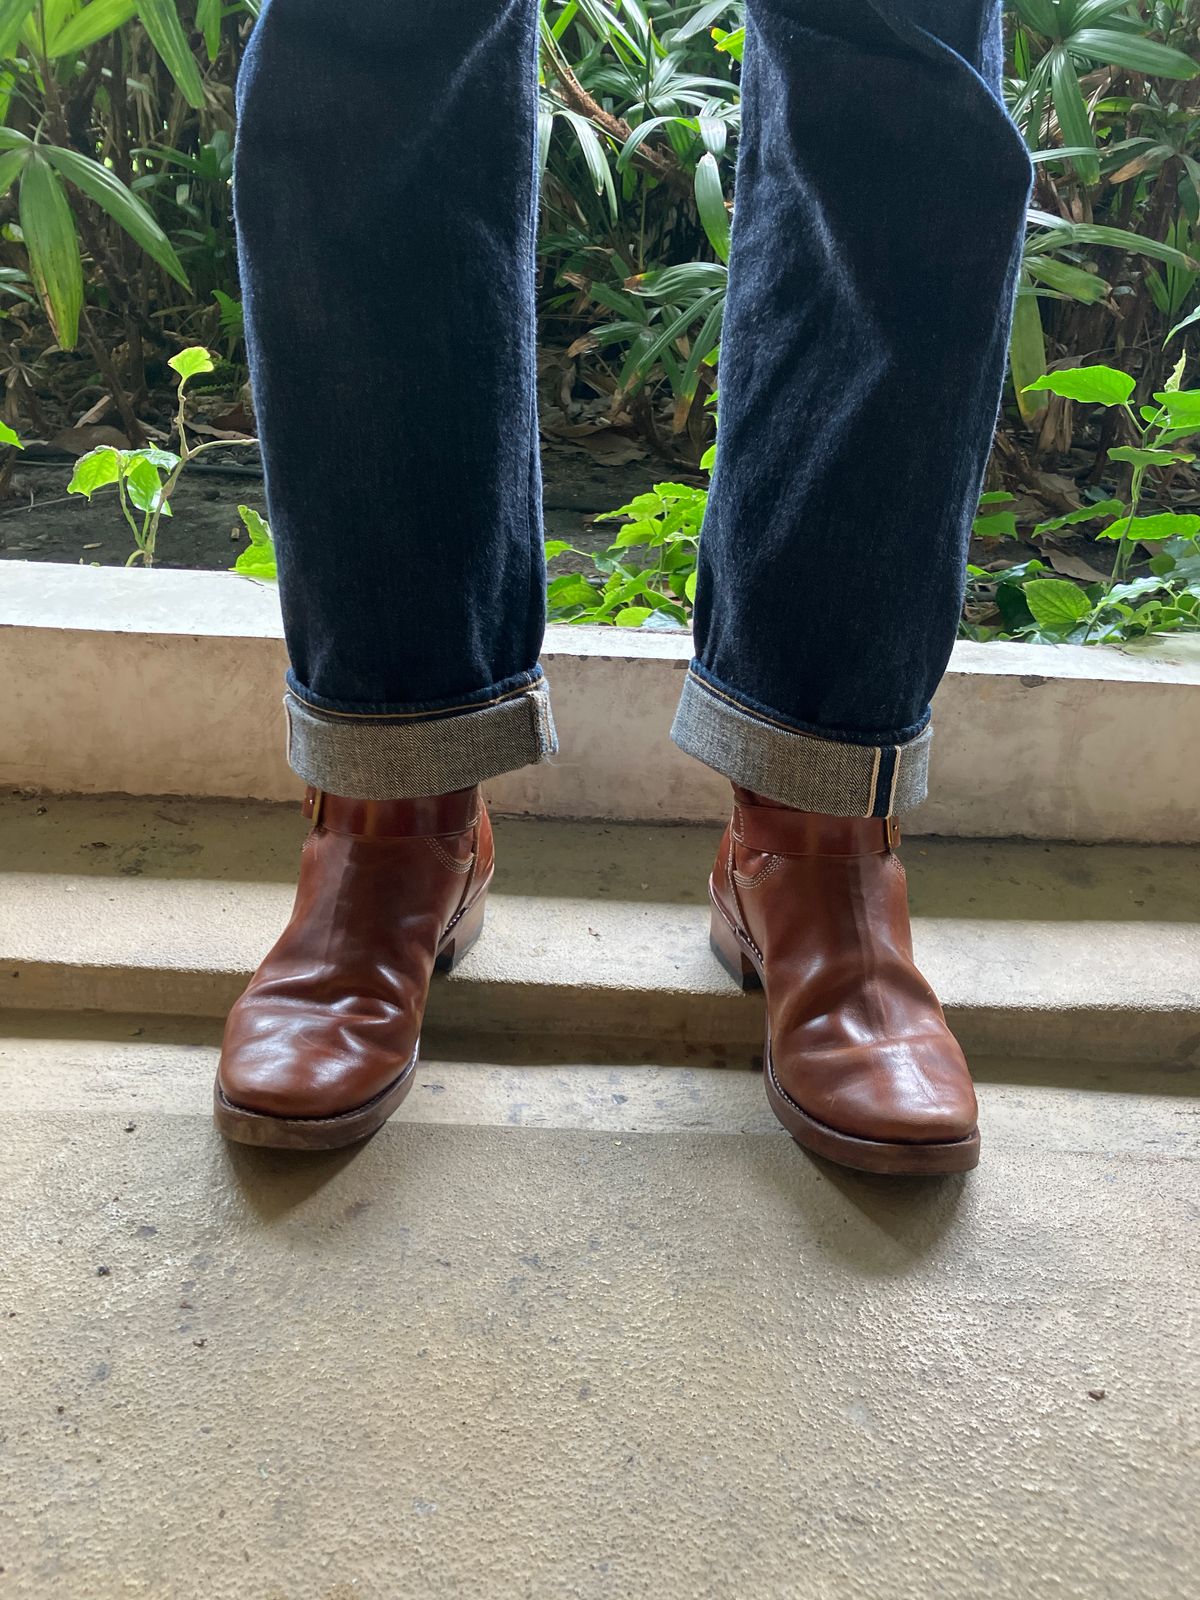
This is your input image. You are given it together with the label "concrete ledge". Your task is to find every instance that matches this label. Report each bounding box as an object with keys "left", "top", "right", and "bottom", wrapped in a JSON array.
[{"left": 1, "top": 563, "right": 1198, "bottom": 840}]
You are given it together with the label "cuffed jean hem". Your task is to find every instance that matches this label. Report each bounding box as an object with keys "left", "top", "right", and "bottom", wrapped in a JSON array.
[
  {"left": 283, "top": 675, "right": 558, "bottom": 799},
  {"left": 670, "top": 667, "right": 932, "bottom": 818}
]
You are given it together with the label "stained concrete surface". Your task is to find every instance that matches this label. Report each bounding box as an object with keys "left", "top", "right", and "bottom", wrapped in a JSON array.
[{"left": 2, "top": 1031, "right": 1197, "bottom": 1599}]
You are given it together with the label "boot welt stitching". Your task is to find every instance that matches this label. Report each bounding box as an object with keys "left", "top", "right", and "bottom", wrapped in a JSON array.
[
  {"left": 732, "top": 854, "right": 785, "bottom": 888},
  {"left": 425, "top": 837, "right": 473, "bottom": 873}
]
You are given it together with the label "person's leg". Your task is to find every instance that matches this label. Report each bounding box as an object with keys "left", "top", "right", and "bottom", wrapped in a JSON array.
[
  {"left": 233, "top": 0, "right": 553, "bottom": 797},
  {"left": 216, "top": 0, "right": 548, "bottom": 1147},
  {"left": 681, "top": 0, "right": 1033, "bottom": 1172}
]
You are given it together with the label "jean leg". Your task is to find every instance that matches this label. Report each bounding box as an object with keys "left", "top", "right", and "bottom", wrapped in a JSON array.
[
  {"left": 671, "top": 0, "right": 1033, "bottom": 815},
  {"left": 232, "top": 0, "right": 555, "bottom": 798}
]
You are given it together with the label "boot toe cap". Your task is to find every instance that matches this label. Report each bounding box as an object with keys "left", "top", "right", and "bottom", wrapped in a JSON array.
[
  {"left": 217, "top": 994, "right": 417, "bottom": 1121},
  {"left": 774, "top": 1034, "right": 978, "bottom": 1146}
]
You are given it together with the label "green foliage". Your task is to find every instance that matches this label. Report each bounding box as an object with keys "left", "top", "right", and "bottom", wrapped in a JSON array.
[
  {"left": 67, "top": 342, "right": 260, "bottom": 566},
  {"left": 964, "top": 356, "right": 1200, "bottom": 642},
  {"left": 539, "top": 1, "right": 740, "bottom": 418},
  {"left": 564, "top": 358, "right": 1200, "bottom": 644},
  {"left": 547, "top": 478, "right": 705, "bottom": 626},
  {"left": 1008, "top": 1, "right": 1200, "bottom": 415},
  {"left": 232, "top": 502, "right": 276, "bottom": 579},
  {"left": 0, "top": 2, "right": 251, "bottom": 385}
]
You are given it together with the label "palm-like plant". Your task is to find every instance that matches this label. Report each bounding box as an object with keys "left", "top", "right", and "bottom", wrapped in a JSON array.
[
  {"left": 1008, "top": 1, "right": 1200, "bottom": 420},
  {"left": 538, "top": 0, "right": 741, "bottom": 436}
]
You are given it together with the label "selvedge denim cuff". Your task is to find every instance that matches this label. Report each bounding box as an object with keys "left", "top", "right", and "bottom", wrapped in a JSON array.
[
  {"left": 671, "top": 666, "right": 932, "bottom": 818},
  {"left": 283, "top": 673, "right": 557, "bottom": 799}
]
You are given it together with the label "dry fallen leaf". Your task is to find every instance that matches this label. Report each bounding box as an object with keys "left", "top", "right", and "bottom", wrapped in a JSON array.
[
  {"left": 1046, "top": 547, "right": 1108, "bottom": 583},
  {"left": 48, "top": 424, "right": 130, "bottom": 455}
]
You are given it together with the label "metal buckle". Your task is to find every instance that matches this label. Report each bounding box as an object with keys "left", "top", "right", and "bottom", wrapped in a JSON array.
[
  {"left": 304, "top": 786, "right": 323, "bottom": 829},
  {"left": 886, "top": 815, "right": 901, "bottom": 850}
]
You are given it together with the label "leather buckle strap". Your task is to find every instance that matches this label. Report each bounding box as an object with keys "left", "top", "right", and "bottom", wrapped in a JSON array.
[
  {"left": 733, "top": 798, "right": 899, "bottom": 856},
  {"left": 302, "top": 785, "right": 480, "bottom": 838}
]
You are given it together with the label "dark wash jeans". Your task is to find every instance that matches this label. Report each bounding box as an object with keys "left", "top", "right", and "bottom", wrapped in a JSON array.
[{"left": 232, "top": 0, "right": 1032, "bottom": 815}]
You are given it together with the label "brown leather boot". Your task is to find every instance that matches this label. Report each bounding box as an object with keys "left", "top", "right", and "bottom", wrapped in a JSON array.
[
  {"left": 214, "top": 783, "right": 492, "bottom": 1149},
  {"left": 709, "top": 785, "right": 979, "bottom": 1175}
]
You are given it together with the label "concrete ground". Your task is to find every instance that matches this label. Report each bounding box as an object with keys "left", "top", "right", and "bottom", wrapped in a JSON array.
[
  {"left": 2, "top": 794, "right": 1197, "bottom": 1596},
  {"left": 2, "top": 1014, "right": 1197, "bottom": 1599}
]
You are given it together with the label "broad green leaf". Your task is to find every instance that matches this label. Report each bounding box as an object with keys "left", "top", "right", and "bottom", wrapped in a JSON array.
[
  {"left": 711, "top": 25, "right": 743, "bottom": 60},
  {"left": 1027, "top": 216, "right": 1196, "bottom": 270},
  {"left": 1166, "top": 304, "right": 1200, "bottom": 346},
  {"left": 233, "top": 505, "right": 275, "bottom": 575},
  {"left": 47, "top": 0, "right": 138, "bottom": 55},
  {"left": 238, "top": 504, "right": 272, "bottom": 545},
  {"left": 68, "top": 445, "right": 122, "bottom": 497},
  {"left": 1013, "top": 0, "right": 1058, "bottom": 36},
  {"left": 553, "top": 109, "right": 617, "bottom": 221},
  {"left": 543, "top": 539, "right": 572, "bottom": 561},
  {"left": 139, "top": 0, "right": 207, "bottom": 109},
  {"left": 197, "top": 0, "right": 222, "bottom": 60},
  {"left": 978, "top": 491, "right": 1015, "bottom": 505},
  {"left": 0, "top": 145, "right": 28, "bottom": 196},
  {"left": 684, "top": 570, "right": 698, "bottom": 603},
  {"left": 615, "top": 115, "right": 675, "bottom": 173},
  {"left": 1101, "top": 576, "right": 1172, "bottom": 608},
  {"left": 1151, "top": 389, "right": 1200, "bottom": 429},
  {"left": 614, "top": 606, "right": 652, "bottom": 627},
  {"left": 972, "top": 512, "right": 1018, "bottom": 538},
  {"left": 124, "top": 453, "right": 169, "bottom": 515},
  {"left": 1009, "top": 276, "right": 1049, "bottom": 420},
  {"left": 19, "top": 153, "right": 82, "bottom": 349},
  {"left": 1107, "top": 446, "right": 1193, "bottom": 467},
  {"left": 169, "top": 345, "right": 215, "bottom": 382},
  {"left": 1024, "top": 256, "right": 1109, "bottom": 304},
  {"left": 1022, "top": 365, "right": 1134, "bottom": 405},
  {"left": 1070, "top": 29, "right": 1200, "bottom": 80},
  {"left": 611, "top": 518, "right": 659, "bottom": 548},
  {"left": 0, "top": 417, "right": 21, "bottom": 447},
  {"left": 140, "top": 444, "right": 181, "bottom": 471},
  {"left": 44, "top": 144, "right": 189, "bottom": 288},
  {"left": 694, "top": 151, "right": 729, "bottom": 263},
  {"left": 1031, "top": 498, "right": 1125, "bottom": 535},
  {"left": 1050, "top": 47, "right": 1098, "bottom": 186},
  {"left": 1029, "top": 145, "right": 1109, "bottom": 165},
  {"left": 1024, "top": 579, "right": 1091, "bottom": 630},
  {"left": 1096, "top": 512, "right": 1200, "bottom": 541},
  {"left": 0, "top": 0, "right": 36, "bottom": 57},
  {"left": 1164, "top": 352, "right": 1187, "bottom": 394},
  {"left": 546, "top": 573, "right": 600, "bottom": 609},
  {"left": 1148, "top": 538, "right": 1200, "bottom": 585},
  {"left": 234, "top": 543, "right": 276, "bottom": 579}
]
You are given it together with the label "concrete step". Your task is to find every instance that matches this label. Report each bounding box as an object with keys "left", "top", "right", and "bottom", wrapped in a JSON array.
[
  {"left": 2, "top": 792, "right": 1199, "bottom": 1064},
  {"left": 1, "top": 1014, "right": 1195, "bottom": 1598},
  {"left": 3, "top": 1012, "right": 1198, "bottom": 1156}
]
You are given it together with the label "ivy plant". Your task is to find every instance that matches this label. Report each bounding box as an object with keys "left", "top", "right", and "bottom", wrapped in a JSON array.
[{"left": 67, "top": 343, "right": 263, "bottom": 567}]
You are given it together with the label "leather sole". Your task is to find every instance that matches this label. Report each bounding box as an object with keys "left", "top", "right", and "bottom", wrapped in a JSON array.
[
  {"left": 213, "top": 881, "right": 490, "bottom": 1151},
  {"left": 708, "top": 884, "right": 981, "bottom": 1176},
  {"left": 213, "top": 1047, "right": 420, "bottom": 1150}
]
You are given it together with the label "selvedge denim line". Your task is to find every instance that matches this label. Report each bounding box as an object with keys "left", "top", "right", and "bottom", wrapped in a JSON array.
[{"left": 232, "top": 0, "right": 1032, "bottom": 813}]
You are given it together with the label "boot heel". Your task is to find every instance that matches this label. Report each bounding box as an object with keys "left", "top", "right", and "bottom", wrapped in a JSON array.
[
  {"left": 709, "top": 903, "right": 762, "bottom": 991},
  {"left": 435, "top": 886, "right": 488, "bottom": 973}
]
